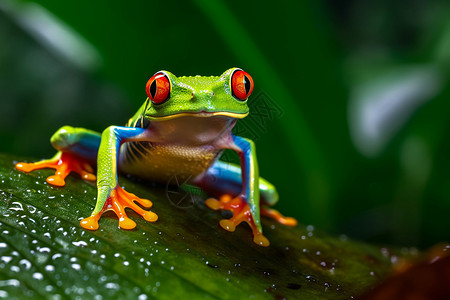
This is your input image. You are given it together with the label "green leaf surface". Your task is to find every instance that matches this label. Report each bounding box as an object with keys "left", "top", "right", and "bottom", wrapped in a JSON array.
[{"left": 0, "top": 153, "right": 397, "bottom": 299}]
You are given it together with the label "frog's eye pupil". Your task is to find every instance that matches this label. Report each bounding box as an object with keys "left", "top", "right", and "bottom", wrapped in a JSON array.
[
  {"left": 146, "top": 72, "right": 170, "bottom": 104},
  {"left": 149, "top": 80, "right": 157, "bottom": 99},
  {"left": 231, "top": 69, "right": 254, "bottom": 101},
  {"left": 244, "top": 75, "right": 251, "bottom": 94}
]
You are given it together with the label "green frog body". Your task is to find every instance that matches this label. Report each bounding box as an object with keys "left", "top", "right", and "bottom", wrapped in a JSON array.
[{"left": 16, "top": 68, "right": 296, "bottom": 246}]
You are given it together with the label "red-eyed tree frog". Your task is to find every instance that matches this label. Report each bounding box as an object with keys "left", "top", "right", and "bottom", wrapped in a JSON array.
[{"left": 15, "top": 68, "right": 297, "bottom": 247}]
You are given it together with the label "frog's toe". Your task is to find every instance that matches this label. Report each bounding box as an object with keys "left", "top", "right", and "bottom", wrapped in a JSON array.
[
  {"left": 219, "top": 219, "right": 236, "bottom": 232},
  {"left": 253, "top": 233, "right": 270, "bottom": 247},
  {"left": 15, "top": 162, "right": 39, "bottom": 173},
  {"left": 205, "top": 198, "right": 221, "bottom": 210},
  {"left": 80, "top": 215, "right": 101, "bottom": 230},
  {"left": 141, "top": 211, "right": 158, "bottom": 222},
  {"left": 118, "top": 217, "right": 136, "bottom": 230},
  {"left": 46, "top": 175, "right": 66, "bottom": 187},
  {"left": 132, "top": 196, "right": 153, "bottom": 209},
  {"left": 261, "top": 206, "right": 298, "bottom": 227},
  {"left": 80, "top": 171, "right": 96, "bottom": 182}
]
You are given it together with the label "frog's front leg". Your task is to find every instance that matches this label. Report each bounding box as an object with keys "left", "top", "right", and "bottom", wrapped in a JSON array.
[
  {"left": 80, "top": 126, "right": 158, "bottom": 230},
  {"left": 15, "top": 126, "right": 99, "bottom": 186}
]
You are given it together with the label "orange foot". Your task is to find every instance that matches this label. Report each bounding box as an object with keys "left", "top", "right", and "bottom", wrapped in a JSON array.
[
  {"left": 80, "top": 185, "right": 158, "bottom": 230},
  {"left": 206, "top": 195, "right": 270, "bottom": 247},
  {"left": 15, "top": 152, "right": 96, "bottom": 187}
]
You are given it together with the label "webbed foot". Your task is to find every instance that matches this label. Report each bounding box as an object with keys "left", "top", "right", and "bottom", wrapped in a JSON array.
[
  {"left": 15, "top": 152, "right": 96, "bottom": 187},
  {"left": 206, "top": 195, "right": 270, "bottom": 247},
  {"left": 80, "top": 185, "right": 158, "bottom": 230}
]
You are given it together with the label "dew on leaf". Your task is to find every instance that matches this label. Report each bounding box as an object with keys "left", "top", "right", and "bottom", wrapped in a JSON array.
[
  {"left": 19, "top": 259, "right": 31, "bottom": 270},
  {"left": 72, "top": 264, "right": 81, "bottom": 271},
  {"left": 0, "top": 279, "right": 20, "bottom": 287},
  {"left": 1, "top": 256, "right": 12, "bottom": 264},
  {"left": 52, "top": 253, "right": 63, "bottom": 260},
  {"left": 45, "top": 285, "right": 54, "bottom": 292},
  {"left": 10, "top": 266, "right": 20, "bottom": 272},
  {"left": 45, "top": 265, "right": 55, "bottom": 272},
  {"left": 32, "top": 272, "right": 43, "bottom": 280},
  {"left": 105, "top": 282, "right": 119, "bottom": 290}
]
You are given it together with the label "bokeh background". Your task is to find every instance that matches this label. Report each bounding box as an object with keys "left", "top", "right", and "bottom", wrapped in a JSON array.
[{"left": 1, "top": 0, "right": 450, "bottom": 249}]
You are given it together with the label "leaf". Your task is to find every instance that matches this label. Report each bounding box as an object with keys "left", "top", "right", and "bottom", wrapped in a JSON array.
[{"left": 0, "top": 153, "right": 398, "bottom": 299}]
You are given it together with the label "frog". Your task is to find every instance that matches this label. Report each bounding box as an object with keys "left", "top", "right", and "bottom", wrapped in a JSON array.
[{"left": 15, "top": 68, "right": 297, "bottom": 247}]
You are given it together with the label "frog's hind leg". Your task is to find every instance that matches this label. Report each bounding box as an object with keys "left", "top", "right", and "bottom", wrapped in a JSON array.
[
  {"left": 195, "top": 160, "right": 297, "bottom": 239},
  {"left": 16, "top": 126, "right": 101, "bottom": 186}
]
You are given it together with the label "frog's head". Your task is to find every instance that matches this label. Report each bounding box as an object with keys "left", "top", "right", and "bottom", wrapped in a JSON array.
[{"left": 143, "top": 68, "right": 253, "bottom": 120}]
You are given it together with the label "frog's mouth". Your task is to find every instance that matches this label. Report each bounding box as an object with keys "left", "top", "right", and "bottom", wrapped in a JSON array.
[{"left": 146, "top": 111, "right": 248, "bottom": 121}]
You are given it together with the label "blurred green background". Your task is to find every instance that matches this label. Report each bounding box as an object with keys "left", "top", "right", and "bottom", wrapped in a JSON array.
[{"left": 1, "top": 0, "right": 450, "bottom": 249}]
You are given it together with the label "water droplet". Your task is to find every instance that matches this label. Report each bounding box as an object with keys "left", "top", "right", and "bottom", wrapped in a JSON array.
[
  {"left": 1, "top": 257, "right": 12, "bottom": 264},
  {"left": 10, "top": 266, "right": 19, "bottom": 273},
  {"left": 52, "top": 253, "right": 63, "bottom": 260},
  {"left": 19, "top": 259, "right": 31, "bottom": 270},
  {"left": 32, "top": 272, "right": 43, "bottom": 280},
  {"left": 9, "top": 202, "right": 23, "bottom": 212},
  {"left": 72, "top": 241, "right": 87, "bottom": 247},
  {"left": 105, "top": 282, "right": 119, "bottom": 290},
  {"left": 39, "top": 247, "right": 51, "bottom": 253},
  {"left": 45, "top": 265, "right": 55, "bottom": 272},
  {"left": 0, "top": 279, "right": 20, "bottom": 287},
  {"left": 45, "top": 285, "right": 54, "bottom": 292}
]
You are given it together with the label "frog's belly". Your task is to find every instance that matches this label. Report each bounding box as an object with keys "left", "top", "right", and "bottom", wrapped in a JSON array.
[{"left": 118, "top": 142, "right": 220, "bottom": 183}]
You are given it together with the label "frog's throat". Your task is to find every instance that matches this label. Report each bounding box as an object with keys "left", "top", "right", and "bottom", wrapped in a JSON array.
[{"left": 145, "top": 111, "right": 248, "bottom": 121}]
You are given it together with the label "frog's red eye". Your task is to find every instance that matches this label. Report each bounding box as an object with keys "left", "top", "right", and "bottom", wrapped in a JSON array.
[
  {"left": 146, "top": 72, "right": 170, "bottom": 104},
  {"left": 231, "top": 69, "right": 254, "bottom": 101}
]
